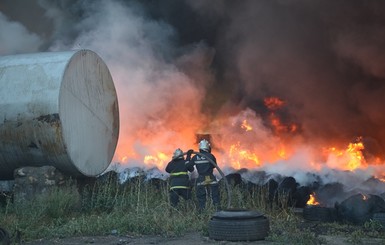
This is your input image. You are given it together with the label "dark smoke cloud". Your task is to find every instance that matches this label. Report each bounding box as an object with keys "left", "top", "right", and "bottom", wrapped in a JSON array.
[
  {"left": 2, "top": 0, "right": 385, "bottom": 189},
  {"left": 178, "top": 0, "right": 385, "bottom": 158}
]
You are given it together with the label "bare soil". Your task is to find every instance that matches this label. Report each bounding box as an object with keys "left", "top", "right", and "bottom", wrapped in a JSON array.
[
  {"left": 23, "top": 232, "right": 385, "bottom": 245},
  {"left": 24, "top": 232, "right": 269, "bottom": 245},
  {"left": 20, "top": 209, "right": 385, "bottom": 245}
]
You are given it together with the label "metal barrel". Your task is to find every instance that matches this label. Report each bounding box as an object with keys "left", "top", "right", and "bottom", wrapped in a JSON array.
[{"left": 0, "top": 50, "right": 119, "bottom": 179}]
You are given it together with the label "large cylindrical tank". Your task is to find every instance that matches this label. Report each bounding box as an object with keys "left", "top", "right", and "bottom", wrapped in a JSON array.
[{"left": 0, "top": 49, "right": 119, "bottom": 179}]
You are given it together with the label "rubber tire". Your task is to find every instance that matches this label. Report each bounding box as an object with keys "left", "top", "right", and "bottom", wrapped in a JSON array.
[
  {"left": 209, "top": 215, "right": 269, "bottom": 241},
  {"left": 0, "top": 227, "right": 10, "bottom": 245},
  {"left": 212, "top": 209, "right": 263, "bottom": 220},
  {"left": 373, "top": 213, "right": 385, "bottom": 227},
  {"left": 303, "top": 206, "right": 335, "bottom": 222}
]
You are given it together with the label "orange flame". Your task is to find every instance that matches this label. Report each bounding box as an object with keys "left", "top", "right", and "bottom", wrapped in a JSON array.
[
  {"left": 112, "top": 94, "right": 385, "bottom": 181},
  {"left": 264, "top": 97, "right": 285, "bottom": 110},
  {"left": 307, "top": 193, "right": 320, "bottom": 206},
  {"left": 269, "top": 113, "right": 298, "bottom": 134},
  {"left": 241, "top": 120, "right": 253, "bottom": 131},
  {"left": 144, "top": 152, "right": 168, "bottom": 169},
  {"left": 229, "top": 142, "right": 260, "bottom": 169},
  {"left": 362, "top": 194, "right": 368, "bottom": 201},
  {"left": 346, "top": 141, "right": 365, "bottom": 170},
  {"left": 323, "top": 138, "right": 366, "bottom": 171},
  {"left": 263, "top": 97, "right": 298, "bottom": 135}
]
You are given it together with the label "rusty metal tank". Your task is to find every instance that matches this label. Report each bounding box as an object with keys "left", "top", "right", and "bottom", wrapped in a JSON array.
[{"left": 0, "top": 49, "right": 119, "bottom": 179}]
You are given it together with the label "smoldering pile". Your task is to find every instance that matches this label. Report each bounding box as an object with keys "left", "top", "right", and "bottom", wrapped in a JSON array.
[{"left": 99, "top": 167, "right": 385, "bottom": 226}]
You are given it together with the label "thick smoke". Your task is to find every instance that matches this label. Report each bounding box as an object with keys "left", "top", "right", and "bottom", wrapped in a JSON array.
[
  {"left": 184, "top": 0, "right": 385, "bottom": 157},
  {"left": 1, "top": 0, "right": 385, "bottom": 196},
  {"left": 0, "top": 12, "right": 42, "bottom": 54}
]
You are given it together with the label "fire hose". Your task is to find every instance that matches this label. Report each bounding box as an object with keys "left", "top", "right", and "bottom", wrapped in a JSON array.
[{"left": 183, "top": 151, "right": 232, "bottom": 209}]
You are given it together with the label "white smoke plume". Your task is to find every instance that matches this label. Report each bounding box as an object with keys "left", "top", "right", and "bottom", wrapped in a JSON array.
[{"left": 0, "top": 12, "right": 42, "bottom": 54}]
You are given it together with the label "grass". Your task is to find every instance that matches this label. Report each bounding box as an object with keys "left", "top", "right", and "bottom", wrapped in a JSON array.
[{"left": 0, "top": 174, "right": 385, "bottom": 244}]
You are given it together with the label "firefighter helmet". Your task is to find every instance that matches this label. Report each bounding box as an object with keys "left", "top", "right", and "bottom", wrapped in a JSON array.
[
  {"left": 199, "top": 139, "right": 211, "bottom": 152},
  {"left": 172, "top": 148, "right": 184, "bottom": 159}
]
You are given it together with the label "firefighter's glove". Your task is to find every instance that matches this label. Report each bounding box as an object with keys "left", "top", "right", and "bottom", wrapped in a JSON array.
[{"left": 186, "top": 149, "right": 194, "bottom": 157}]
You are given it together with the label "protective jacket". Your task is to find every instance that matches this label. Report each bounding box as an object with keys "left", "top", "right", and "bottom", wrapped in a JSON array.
[
  {"left": 191, "top": 150, "right": 218, "bottom": 185},
  {"left": 165, "top": 155, "right": 194, "bottom": 190},
  {"left": 191, "top": 149, "right": 220, "bottom": 210}
]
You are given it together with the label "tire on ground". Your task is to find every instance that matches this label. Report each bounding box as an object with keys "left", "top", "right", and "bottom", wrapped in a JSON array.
[
  {"left": 0, "top": 227, "right": 10, "bottom": 245},
  {"left": 212, "top": 209, "right": 263, "bottom": 220},
  {"left": 303, "top": 206, "right": 336, "bottom": 222},
  {"left": 208, "top": 213, "right": 269, "bottom": 241},
  {"left": 373, "top": 213, "right": 385, "bottom": 227}
]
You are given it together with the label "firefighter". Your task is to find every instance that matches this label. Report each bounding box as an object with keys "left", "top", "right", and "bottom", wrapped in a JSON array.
[
  {"left": 190, "top": 139, "right": 220, "bottom": 211},
  {"left": 165, "top": 148, "right": 194, "bottom": 207}
]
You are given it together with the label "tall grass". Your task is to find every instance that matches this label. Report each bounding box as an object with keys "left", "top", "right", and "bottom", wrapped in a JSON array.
[
  {"left": 0, "top": 175, "right": 384, "bottom": 243},
  {"left": 0, "top": 175, "right": 205, "bottom": 241}
]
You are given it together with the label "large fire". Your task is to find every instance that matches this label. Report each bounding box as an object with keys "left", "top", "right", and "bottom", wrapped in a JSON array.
[
  {"left": 323, "top": 139, "right": 366, "bottom": 171},
  {"left": 112, "top": 96, "right": 385, "bottom": 179}
]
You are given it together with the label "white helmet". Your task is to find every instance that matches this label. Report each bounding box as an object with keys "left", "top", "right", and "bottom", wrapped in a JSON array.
[
  {"left": 172, "top": 148, "right": 184, "bottom": 159},
  {"left": 199, "top": 139, "right": 211, "bottom": 152}
]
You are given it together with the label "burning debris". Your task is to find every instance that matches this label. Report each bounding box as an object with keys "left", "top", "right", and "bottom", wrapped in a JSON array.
[
  {"left": 2, "top": 0, "right": 385, "bottom": 177},
  {"left": 97, "top": 165, "right": 385, "bottom": 225},
  {"left": 2, "top": 1, "right": 385, "bottom": 229}
]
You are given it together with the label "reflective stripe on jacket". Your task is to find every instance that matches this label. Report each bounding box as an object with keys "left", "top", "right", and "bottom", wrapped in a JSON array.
[
  {"left": 165, "top": 157, "right": 194, "bottom": 190},
  {"left": 170, "top": 172, "right": 188, "bottom": 176},
  {"left": 191, "top": 151, "right": 217, "bottom": 175},
  {"left": 170, "top": 185, "right": 190, "bottom": 190},
  {"left": 196, "top": 174, "right": 218, "bottom": 186}
]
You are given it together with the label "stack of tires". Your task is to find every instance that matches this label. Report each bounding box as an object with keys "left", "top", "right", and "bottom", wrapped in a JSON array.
[{"left": 208, "top": 209, "right": 270, "bottom": 241}]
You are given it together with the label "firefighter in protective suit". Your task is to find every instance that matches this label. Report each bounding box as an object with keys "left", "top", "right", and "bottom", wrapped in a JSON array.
[
  {"left": 190, "top": 139, "right": 220, "bottom": 211},
  {"left": 165, "top": 148, "right": 194, "bottom": 207}
]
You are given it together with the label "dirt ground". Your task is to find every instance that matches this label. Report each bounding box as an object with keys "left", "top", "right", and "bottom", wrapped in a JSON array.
[
  {"left": 19, "top": 209, "right": 385, "bottom": 245},
  {"left": 24, "top": 232, "right": 264, "bottom": 245},
  {"left": 20, "top": 210, "right": 385, "bottom": 245},
  {"left": 24, "top": 232, "right": 385, "bottom": 245}
]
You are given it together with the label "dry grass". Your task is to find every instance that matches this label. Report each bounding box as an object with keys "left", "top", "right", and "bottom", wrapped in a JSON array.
[{"left": 0, "top": 176, "right": 384, "bottom": 244}]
